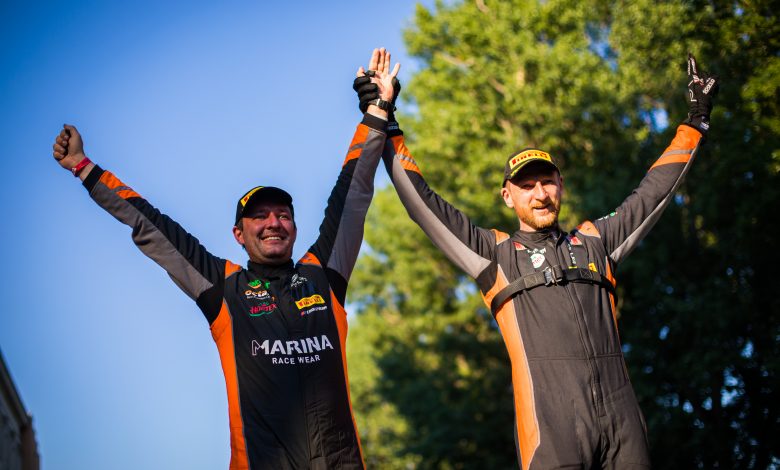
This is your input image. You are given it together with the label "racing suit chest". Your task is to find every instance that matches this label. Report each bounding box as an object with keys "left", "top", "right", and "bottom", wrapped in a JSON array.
[{"left": 222, "top": 260, "right": 360, "bottom": 468}]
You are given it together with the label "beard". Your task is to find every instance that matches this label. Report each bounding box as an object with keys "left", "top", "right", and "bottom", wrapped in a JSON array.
[{"left": 517, "top": 199, "right": 560, "bottom": 231}]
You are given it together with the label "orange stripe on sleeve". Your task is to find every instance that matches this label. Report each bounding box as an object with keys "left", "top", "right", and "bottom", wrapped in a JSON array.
[
  {"left": 210, "top": 302, "right": 250, "bottom": 470},
  {"left": 649, "top": 154, "right": 691, "bottom": 171},
  {"left": 483, "top": 268, "right": 539, "bottom": 470},
  {"left": 298, "top": 252, "right": 322, "bottom": 267},
  {"left": 329, "top": 292, "right": 366, "bottom": 468},
  {"left": 99, "top": 172, "right": 142, "bottom": 200},
  {"left": 115, "top": 189, "right": 141, "bottom": 200},
  {"left": 390, "top": 136, "right": 423, "bottom": 176},
  {"left": 343, "top": 124, "right": 371, "bottom": 166},
  {"left": 98, "top": 171, "right": 124, "bottom": 190},
  {"left": 649, "top": 125, "right": 702, "bottom": 171}
]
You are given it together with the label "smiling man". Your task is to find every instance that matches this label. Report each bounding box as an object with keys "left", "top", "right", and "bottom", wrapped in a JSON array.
[
  {"left": 357, "top": 53, "right": 719, "bottom": 468},
  {"left": 53, "top": 49, "right": 398, "bottom": 470}
]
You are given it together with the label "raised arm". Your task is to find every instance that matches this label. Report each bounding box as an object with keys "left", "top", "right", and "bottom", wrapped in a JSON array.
[
  {"left": 591, "top": 53, "right": 720, "bottom": 264},
  {"left": 306, "top": 49, "right": 397, "bottom": 304},
  {"left": 353, "top": 64, "right": 500, "bottom": 280},
  {"left": 52, "top": 125, "right": 228, "bottom": 324}
]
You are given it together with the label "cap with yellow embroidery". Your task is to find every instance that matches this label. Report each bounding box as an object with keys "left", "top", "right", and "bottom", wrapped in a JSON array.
[
  {"left": 503, "top": 148, "right": 560, "bottom": 185},
  {"left": 235, "top": 186, "right": 293, "bottom": 225}
]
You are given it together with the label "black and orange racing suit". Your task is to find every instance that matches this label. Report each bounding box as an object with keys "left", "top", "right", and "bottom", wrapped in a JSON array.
[
  {"left": 383, "top": 124, "right": 703, "bottom": 469},
  {"left": 80, "top": 114, "right": 388, "bottom": 469}
]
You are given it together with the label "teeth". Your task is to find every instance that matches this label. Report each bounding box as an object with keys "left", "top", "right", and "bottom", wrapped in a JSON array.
[{"left": 264, "top": 236, "right": 282, "bottom": 241}]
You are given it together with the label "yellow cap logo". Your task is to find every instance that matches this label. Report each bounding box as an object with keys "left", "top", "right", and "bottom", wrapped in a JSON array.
[
  {"left": 509, "top": 150, "right": 552, "bottom": 170},
  {"left": 240, "top": 187, "right": 264, "bottom": 207}
]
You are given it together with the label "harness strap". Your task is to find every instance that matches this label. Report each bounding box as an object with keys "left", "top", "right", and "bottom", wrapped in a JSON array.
[{"left": 490, "top": 266, "right": 617, "bottom": 314}]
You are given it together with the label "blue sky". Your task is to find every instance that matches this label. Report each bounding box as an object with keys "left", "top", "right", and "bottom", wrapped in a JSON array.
[{"left": 0, "top": 1, "right": 423, "bottom": 468}]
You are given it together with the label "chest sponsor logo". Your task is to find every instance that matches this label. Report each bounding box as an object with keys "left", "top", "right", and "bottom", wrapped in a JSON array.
[
  {"left": 245, "top": 289, "right": 273, "bottom": 301},
  {"left": 295, "top": 294, "right": 325, "bottom": 310},
  {"left": 290, "top": 273, "right": 308, "bottom": 288},
  {"left": 249, "top": 304, "right": 277, "bottom": 316},
  {"left": 528, "top": 248, "right": 546, "bottom": 269},
  {"left": 251, "top": 335, "right": 334, "bottom": 365},
  {"left": 248, "top": 279, "right": 270, "bottom": 289}
]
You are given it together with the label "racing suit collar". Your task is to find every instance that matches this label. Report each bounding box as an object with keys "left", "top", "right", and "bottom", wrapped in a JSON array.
[
  {"left": 513, "top": 226, "right": 563, "bottom": 244},
  {"left": 247, "top": 259, "right": 295, "bottom": 280}
]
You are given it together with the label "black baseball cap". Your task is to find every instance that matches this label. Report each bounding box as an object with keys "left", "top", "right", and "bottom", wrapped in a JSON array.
[
  {"left": 503, "top": 148, "right": 560, "bottom": 186},
  {"left": 234, "top": 186, "right": 294, "bottom": 225}
]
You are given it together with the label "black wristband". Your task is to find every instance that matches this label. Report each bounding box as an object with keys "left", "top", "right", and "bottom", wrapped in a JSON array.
[{"left": 369, "top": 98, "right": 392, "bottom": 112}]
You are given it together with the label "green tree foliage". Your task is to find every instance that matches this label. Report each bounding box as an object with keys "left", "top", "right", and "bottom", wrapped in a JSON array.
[{"left": 347, "top": 1, "right": 779, "bottom": 468}]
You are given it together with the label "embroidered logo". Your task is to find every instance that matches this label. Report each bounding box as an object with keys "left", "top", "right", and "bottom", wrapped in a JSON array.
[{"left": 513, "top": 241, "right": 526, "bottom": 251}]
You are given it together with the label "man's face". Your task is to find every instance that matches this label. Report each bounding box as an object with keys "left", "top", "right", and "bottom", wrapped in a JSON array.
[
  {"left": 501, "top": 163, "right": 563, "bottom": 232},
  {"left": 232, "top": 200, "right": 296, "bottom": 265}
]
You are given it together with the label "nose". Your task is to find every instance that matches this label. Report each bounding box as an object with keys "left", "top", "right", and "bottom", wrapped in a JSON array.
[
  {"left": 266, "top": 212, "right": 282, "bottom": 227},
  {"left": 532, "top": 181, "right": 548, "bottom": 199}
]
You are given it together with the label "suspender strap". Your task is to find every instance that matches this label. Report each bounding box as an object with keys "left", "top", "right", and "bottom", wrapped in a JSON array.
[{"left": 490, "top": 266, "right": 617, "bottom": 314}]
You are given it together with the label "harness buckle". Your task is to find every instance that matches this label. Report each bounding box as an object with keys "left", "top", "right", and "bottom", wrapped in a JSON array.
[{"left": 543, "top": 267, "right": 556, "bottom": 286}]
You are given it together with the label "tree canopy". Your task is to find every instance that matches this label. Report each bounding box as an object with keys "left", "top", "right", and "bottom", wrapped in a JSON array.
[{"left": 348, "top": 1, "right": 779, "bottom": 468}]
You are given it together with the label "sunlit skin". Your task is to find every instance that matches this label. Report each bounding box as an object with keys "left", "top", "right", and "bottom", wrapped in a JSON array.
[
  {"left": 233, "top": 201, "right": 297, "bottom": 265},
  {"left": 501, "top": 162, "right": 564, "bottom": 232}
]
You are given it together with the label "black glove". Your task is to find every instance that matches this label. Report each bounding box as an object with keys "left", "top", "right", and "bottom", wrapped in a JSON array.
[
  {"left": 352, "top": 71, "right": 401, "bottom": 115},
  {"left": 683, "top": 52, "right": 719, "bottom": 133}
]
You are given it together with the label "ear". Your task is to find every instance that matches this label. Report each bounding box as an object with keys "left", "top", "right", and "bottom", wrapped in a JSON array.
[
  {"left": 232, "top": 225, "right": 245, "bottom": 247},
  {"left": 501, "top": 186, "right": 514, "bottom": 208}
]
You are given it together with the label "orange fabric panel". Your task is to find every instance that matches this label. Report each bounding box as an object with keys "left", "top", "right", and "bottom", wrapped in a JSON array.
[
  {"left": 343, "top": 124, "right": 371, "bottom": 166},
  {"left": 99, "top": 172, "right": 142, "bottom": 199},
  {"left": 329, "top": 292, "right": 366, "bottom": 467},
  {"left": 605, "top": 260, "right": 618, "bottom": 327},
  {"left": 224, "top": 261, "right": 242, "bottom": 278},
  {"left": 649, "top": 154, "right": 691, "bottom": 171},
  {"left": 298, "top": 251, "right": 322, "bottom": 267},
  {"left": 576, "top": 221, "right": 601, "bottom": 238},
  {"left": 649, "top": 125, "right": 701, "bottom": 171},
  {"left": 666, "top": 125, "right": 702, "bottom": 151},
  {"left": 98, "top": 171, "right": 125, "bottom": 190},
  {"left": 492, "top": 229, "right": 510, "bottom": 245},
  {"left": 390, "top": 137, "right": 422, "bottom": 175},
  {"left": 482, "top": 268, "right": 539, "bottom": 470},
  {"left": 115, "top": 189, "right": 141, "bottom": 200},
  {"left": 210, "top": 303, "right": 250, "bottom": 470}
]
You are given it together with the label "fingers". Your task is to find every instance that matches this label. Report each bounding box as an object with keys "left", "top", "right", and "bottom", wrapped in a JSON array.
[
  {"left": 356, "top": 66, "right": 365, "bottom": 78},
  {"left": 368, "top": 48, "right": 379, "bottom": 72},
  {"left": 63, "top": 123, "right": 79, "bottom": 138},
  {"left": 687, "top": 52, "right": 699, "bottom": 80},
  {"left": 375, "top": 48, "right": 386, "bottom": 74},
  {"left": 389, "top": 62, "right": 401, "bottom": 78},
  {"left": 53, "top": 143, "right": 65, "bottom": 160},
  {"left": 383, "top": 50, "right": 391, "bottom": 74}
]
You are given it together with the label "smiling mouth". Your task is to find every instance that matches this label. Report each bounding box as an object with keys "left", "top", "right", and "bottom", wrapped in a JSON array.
[{"left": 261, "top": 235, "right": 285, "bottom": 241}]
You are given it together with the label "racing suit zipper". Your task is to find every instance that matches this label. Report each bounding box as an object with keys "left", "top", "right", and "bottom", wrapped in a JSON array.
[{"left": 548, "top": 236, "right": 602, "bottom": 414}]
